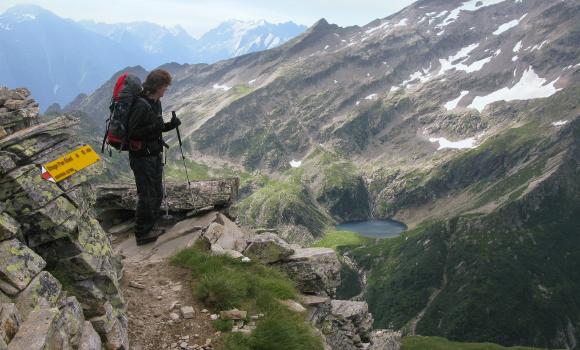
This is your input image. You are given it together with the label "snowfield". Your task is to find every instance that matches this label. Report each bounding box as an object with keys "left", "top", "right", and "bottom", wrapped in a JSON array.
[{"left": 469, "top": 67, "right": 560, "bottom": 112}]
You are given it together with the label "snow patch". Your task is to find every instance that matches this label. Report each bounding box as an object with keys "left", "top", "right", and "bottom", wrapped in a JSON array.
[
  {"left": 394, "top": 18, "right": 408, "bottom": 27},
  {"left": 444, "top": 91, "right": 469, "bottom": 110},
  {"left": 531, "top": 40, "right": 548, "bottom": 51},
  {"left": 213, "top": 83, "right": 231, "bottom": 91},
  {"left": 493, "top": 16, "right": 524, "bottom": 35},
  {"left": 439, "top": 0, "right": 508, "bottom": 28},
  {"left": 365, "top": 94, "right": 378, "bottom": 100},
  {"left": 513, "top": 40, "right": 522, "bottom": 53},
  {"left": 430, "top": 137, "right": 477, "bottom": 150},
  {"left": 438, "top": 44, "right": 492, "bottom": 75},
  {"left": 390, "top": 86, "right": 400, "bottom": 93},
  {"left": 248, "top": 79, "right": 256, "bottom": 85},
  {"left": 468, "top": 67, "right": 561, "bottom": 112},
  {"left": 552, "top": 120, "right": 569, "bottom": 127},
  {"left": 290, "top": 160, "right": 302, "bottom": 168}
]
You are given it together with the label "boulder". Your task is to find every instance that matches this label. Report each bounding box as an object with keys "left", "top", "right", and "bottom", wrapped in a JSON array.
[
  {"left": 89, "top": 302, "right": 129, "bottom": 350},
  {"left": 7, "top": 307, "right": 60, "bottom": 350},
  {"left": 368, "top": 330, "right": 402, "bottom": 350},
  {"left": 15, "top": 272, "right": 61, "bottom": 321},
  {"left": 0, "top": 239, "right": 46, "bottom": 295},
  {"left": 277, "top": 248, "right": 341, "bottom": 296},
  {"left": 220, "top": 309, "right": 247, "bottom": 320},
  {"left": 243, "top": 232, "right": 294, "bottom": 263},
  {"left": 0, "top": 213, "right": 20, "bottom": 241},
  {"left": 0, "top": 303, "right": 21, "bottom": 345},
  {"left": 278, "top": 299, "right": 307, "bottom": 313},
  {"left": 309, "top": 299, "right": 374, "bottom": 350},
  {"left": 210, "top": 244, "right": 244, "bottom": 259},
  {"left": 330, "top": 300, "right": 373, "bottom": 335},
  {"left": 54, "top": 297, "right": 85, "bottom": 348},
  {"left": 2, "top": 100, "right": 27, "bottom": 111},
  {"left": 203, "top": 214, "right": 248, "bottom": 252},
  {"left": 78, "top": 321, "right": 101, "bottom": 350}
]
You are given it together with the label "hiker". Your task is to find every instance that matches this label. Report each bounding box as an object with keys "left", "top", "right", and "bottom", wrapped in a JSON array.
[{"left": 127, "top": 69, "right": 181, "bottom": 245}]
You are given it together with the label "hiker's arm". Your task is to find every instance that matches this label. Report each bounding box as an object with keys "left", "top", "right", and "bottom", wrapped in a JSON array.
[{"left": 128, "top": 103, "right": 163, "bottom": 139}]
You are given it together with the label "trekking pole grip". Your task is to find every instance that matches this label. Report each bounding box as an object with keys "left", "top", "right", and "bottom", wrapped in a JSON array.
[{"left": 172, "top": 111, "right": 182, "bottom": 146}]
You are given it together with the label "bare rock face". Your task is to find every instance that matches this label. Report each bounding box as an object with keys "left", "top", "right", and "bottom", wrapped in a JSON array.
[
  {"left": 277, "top": 248, "right": 341, "bottom": 297},
  {"left": 0, "top": 87, "right": 128, "bottom": 349},
  {"left": 78, "top": 321, "right": 102, "bottom": 350},
  {"left": 203, "top": 213, "right": 249, "bottom": 252},
  {"left": 0, "top": 87, "right": 38, "bottom": 137},
  {"left": 367, "top": 330, "right": 402, "bottom": 350},
  {"left": 307, "top": 298, "right": 388, "bottom": 350},
  {"left": 243, "top": 232, "right": 295, "bottom": 263}
]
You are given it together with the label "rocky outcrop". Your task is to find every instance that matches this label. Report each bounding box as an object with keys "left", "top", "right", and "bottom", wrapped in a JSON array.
[
  {"left": 0, "top": 87, "right": 127, "bottom": 349},
  {"left": 0, "top": 87, "right": 39, "bottom": 137},
  {"left": 95, "top": 179, "right": 239, "bottom": 214},
  {"left": 243, "top": 232, "right": 295, "bottom": 263},
  {"left": 277, "top": 248, "right": 341, "bottom": 297},
  {"left": 305, "top": 297, "right": 400, "bottom": 350}
]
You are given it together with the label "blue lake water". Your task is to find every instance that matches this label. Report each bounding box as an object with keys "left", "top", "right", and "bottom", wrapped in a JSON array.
[{"left": 336, "top": 219, "right": 406, "bottom": 238}]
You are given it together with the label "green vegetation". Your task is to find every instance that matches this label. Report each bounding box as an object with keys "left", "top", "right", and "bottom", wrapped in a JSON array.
[
  {"left": 171, "top": 246, "right": 323, "bottom": 350},
  {"left": 236, "top": 171, "right": 333, "bottom": 236},
  {"left": 472, "top": 155, "right": 548, "bottom": 208},
  {"left": 164, "top": 157, "right": 211, "bottom": 180},
  {"left": 401, "top": 336, "right": 548, "bottom": 350},
  {"left": 311, "top": 229, "right": 370, "bottom": 250},
  {"left": 234, "top": 85, "right": 254, "bottom": 96},
  {"left": 348, "top": 222, "right": 449, "bottom": 330}
]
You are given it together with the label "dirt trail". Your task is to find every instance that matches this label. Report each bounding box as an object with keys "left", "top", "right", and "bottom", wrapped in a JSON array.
[{"left": 111, "top": 212, "right": 222, "bottom": 350}]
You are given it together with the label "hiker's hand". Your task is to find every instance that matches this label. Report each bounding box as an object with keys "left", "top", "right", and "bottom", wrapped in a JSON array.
[{"left": 170, "top": 115, "right": 181, "bottom": 128}]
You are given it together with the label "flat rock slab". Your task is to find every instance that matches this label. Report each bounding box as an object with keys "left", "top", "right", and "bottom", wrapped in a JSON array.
[
  {"left": 330, "top": 300, "right": 369, "bottom": 319},
  {"left": 115, "top": 211, "right": 219, "bottom": 263},
  {"left": 107, "top": 221, "right": 135, "bottom": 235},
  {"left": 285, "top": 247, "right": 336, "bottom": 261}
]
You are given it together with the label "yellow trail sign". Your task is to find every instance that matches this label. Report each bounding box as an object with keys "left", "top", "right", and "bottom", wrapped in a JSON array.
[{"left": 42, "top": 144, "right": 100, "bottom": 183}]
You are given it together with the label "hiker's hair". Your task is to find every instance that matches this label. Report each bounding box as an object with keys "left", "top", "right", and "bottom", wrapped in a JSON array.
[{"left": 142, "top": 69, "right": 172, "bottom": 94}]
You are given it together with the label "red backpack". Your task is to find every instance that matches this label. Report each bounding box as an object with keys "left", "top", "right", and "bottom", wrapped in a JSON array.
[{"left": 101, "top": 73, "right": 145, "bottom": 153}]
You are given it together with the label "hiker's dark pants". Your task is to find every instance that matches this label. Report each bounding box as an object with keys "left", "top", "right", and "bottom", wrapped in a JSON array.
[{"left": 129, "top": 153, "right": 163, "bottom": 236}]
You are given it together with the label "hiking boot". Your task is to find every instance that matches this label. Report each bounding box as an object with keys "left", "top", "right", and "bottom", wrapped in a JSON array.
[{"left": 135, "top": 227, "right": 166, "bottom": 246}]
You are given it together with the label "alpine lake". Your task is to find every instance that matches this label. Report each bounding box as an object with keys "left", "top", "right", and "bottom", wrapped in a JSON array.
[{"left": 335, "top": 219, "right": 406, "bottom": 239}]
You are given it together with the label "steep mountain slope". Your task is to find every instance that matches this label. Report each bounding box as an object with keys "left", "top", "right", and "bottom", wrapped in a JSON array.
[{"left": 68, "top": 0, "right": 580, "bottom": 347}]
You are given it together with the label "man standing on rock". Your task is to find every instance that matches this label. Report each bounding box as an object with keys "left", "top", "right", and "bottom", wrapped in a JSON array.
[{"left": 128, "top": 69, "right": 181, "bottom": 245}]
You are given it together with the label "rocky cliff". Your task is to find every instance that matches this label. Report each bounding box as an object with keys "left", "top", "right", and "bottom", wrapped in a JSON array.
[{"left": 0, "top": 87, "right": 127, "bottom": 349}]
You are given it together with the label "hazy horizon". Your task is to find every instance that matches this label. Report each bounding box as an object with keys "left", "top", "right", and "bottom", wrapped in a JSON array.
[{"left": 0, "top": 0, "right": 417, "bottom": 38}]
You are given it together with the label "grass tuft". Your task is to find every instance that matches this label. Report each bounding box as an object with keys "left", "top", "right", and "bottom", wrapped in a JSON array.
[{"left": 171, "top": 247, "right": 324, "bottom": 350}]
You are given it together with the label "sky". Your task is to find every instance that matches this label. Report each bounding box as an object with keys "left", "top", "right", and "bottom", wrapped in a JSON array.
[{"left": 0, "top": 0, "right": 417, "bottom": 38}]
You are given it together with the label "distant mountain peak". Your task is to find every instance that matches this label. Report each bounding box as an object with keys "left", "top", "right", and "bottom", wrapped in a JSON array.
[{"left": 1, "top": 4, "right": 56, "bottom": 20}]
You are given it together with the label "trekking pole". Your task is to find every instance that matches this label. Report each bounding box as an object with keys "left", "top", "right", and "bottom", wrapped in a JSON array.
[
  {"left": 161, "top": 149, "right": 173, "bottom": 221},
  {"left": 172, "top": 111, "right": 196, "bottom": 208}
]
